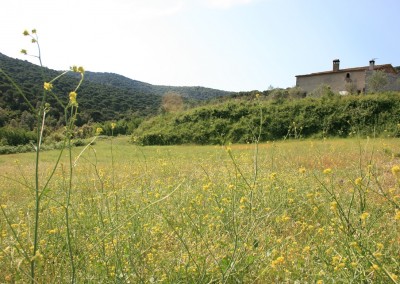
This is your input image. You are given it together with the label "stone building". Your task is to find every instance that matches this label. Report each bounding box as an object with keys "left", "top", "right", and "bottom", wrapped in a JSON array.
[{"left": 295, "top": 59, "right": 400, "bottom": 94}]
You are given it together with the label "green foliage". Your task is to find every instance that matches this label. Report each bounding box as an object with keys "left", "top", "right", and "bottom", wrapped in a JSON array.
[
  {"left": 0, "top": 126, "right": 37, "bottom": 146},
  {"left": 0, "top": 53, "right": 234, "bottom": 128},
  {"left": 133, "top": 93, "right": 400, "bottom": 145},
  {"left": 367, "top": 70, "right": 389, "bottom": 93},
  {"left": 308, "top": 84, "right": 335, "bottom": 98},
  {"left": 95, "top": 116, "right": 144, "bottom": 136}
]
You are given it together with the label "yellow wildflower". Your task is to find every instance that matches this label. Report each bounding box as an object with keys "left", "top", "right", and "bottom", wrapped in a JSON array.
[
  {"left": 302, "top": 246, "right": 311, "bottom": 254},
  {"left": 95, "top": 127, "right": 103, "bottom": 135},
  {"left": 354, "top": 177, "right": 362, "bottom": 186},
  {"left": 240, "top": 197, "right": 248, "bottom": 204},
  {"left": 331, "top": 255, "right": 340, "bottom": 265},
  {"left": 298, "top": 167, "right": 306, "bottom": 174},
  {"left": 23, "top": 30, "right": 29, "bottom": 36},
  {"left": 44, "top": 82, "right": 53, "bottom": 91},
  {"left": 20, "top": 49, "right": 27, "bottom": 55},
  {"left": 47, "top": 228, "right": 58, "bottom": 234},
  {"left": 271, "top": 256, "right": 285, "bottom": 268},
  {"left": 392, "top": 165, "right": 400, "bottom": 178},
  {"left": 69, "top": 91, "right": 77, "bottom": 105},
  {"left": 330, "top": 201, "right": 337, "bottom": 211},
  {"left": 71, "top": 65, "right": 85, "bottom": 74},
  {"left": 360, "top": 212, "right": 370, "bottom": 221},
  {"left": 395, "top": 210, "right": 400, "bottom": 221},
  {"left": 323, "top": 168, "right": 332, "bottom": 174},
  {"left": 146, "top": 252, "right": 154, "bottom": 262},
  {"left": 370, "top": 264, "right": 380, "bottom": 271},
  {"left": 111, "top": 122, "right": 116, "bottom": 130}
]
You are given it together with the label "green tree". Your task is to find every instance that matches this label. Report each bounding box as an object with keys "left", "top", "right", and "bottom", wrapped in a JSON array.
[
  {"left": 20, "top": 110, "right": 35, "bottom": 130},
  {"left": 367, "top": 70, "right": 388, "bottom": 93}
]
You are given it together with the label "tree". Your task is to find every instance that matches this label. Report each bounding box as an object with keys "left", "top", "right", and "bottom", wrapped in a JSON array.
[
  {"left": 288, "top": 86, "right": 306, "bottom": 99},
  {"left": 20, "top": 110, "right": 35, "bottom": 130},
  {"left": 0, "top": 107, "right": 8, "bottom": 127},
  {"left": 309, "top": 84, "right": 334, "bottom": 98},
  {"left": 367, "top": 70, "right": 388, "bottom": 93},
  {"left": 161, "top": 92, "right": 184, "bottom": 113}
]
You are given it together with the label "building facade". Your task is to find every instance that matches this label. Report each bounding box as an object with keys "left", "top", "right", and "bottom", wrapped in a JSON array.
[{"left": 296, "top": 60, "right": 399, "bottom": 94}]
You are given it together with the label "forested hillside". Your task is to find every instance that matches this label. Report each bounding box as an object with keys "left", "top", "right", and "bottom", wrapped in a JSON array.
[
  {"left": 84, "top": 72, "right": 234, "bottom": 100},
  {"left": 0, "top": 52, "right": 234, "bottom": 127}
]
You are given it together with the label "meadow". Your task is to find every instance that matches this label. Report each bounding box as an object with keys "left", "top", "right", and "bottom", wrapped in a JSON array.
[{"left": 0, "top": 136, "right": 399, "bottom": 283}]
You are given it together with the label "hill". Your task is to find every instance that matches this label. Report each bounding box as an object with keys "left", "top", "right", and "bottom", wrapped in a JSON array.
[
  {"left": 83, "top": 71, "right": 234, "bottom": 100},
  {"left": 0, "top": 52, "right": 235, "bottom": 126}
]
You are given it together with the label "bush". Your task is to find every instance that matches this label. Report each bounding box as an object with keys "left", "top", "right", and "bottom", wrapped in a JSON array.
[
  {"left": 0, "top": 127, "right": 37, "bottom": 146},
  {"left": 133, "top": 92, "right": 400, "bottom": 145}
]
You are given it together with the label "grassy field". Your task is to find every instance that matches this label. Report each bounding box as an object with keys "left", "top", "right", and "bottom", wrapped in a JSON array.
[{"left": 0, "top": 136, "right": 399, "bottom": 283}]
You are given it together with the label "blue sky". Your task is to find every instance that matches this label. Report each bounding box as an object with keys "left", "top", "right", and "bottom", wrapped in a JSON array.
[{"left": 1, "top": 0, "right": 399, "bottom": 91}]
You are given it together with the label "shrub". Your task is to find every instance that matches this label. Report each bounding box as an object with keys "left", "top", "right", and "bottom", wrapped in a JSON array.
[{"left": 133, "top": 92, "right": 400, "bottom": 145}]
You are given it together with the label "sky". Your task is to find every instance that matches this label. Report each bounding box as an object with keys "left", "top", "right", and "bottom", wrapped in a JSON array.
[{"left": 1, "top": 0, "right": 399, "bottom": 92}]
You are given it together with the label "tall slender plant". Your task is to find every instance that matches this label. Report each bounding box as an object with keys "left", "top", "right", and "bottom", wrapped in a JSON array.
[{"left": 0, "top": 29, "right": 84, "bottom": 283}]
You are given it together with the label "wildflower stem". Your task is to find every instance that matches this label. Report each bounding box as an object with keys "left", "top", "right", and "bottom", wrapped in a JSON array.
[{"left": 0, "top": 68, "right": 35, "bottom": 112}]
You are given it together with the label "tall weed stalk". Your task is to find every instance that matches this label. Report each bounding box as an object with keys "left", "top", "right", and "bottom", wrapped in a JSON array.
[{"left": 0, "top": 29, "right": 84, "bottom": 283}]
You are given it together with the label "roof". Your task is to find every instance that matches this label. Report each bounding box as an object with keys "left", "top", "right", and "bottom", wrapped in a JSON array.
[{"left": 296, "top": 64, "right": 398, "bottom": 78}]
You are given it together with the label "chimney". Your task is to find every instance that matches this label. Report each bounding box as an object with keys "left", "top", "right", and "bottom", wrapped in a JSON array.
[
  {"left": 369, "top": 59, "right": 375, "bottom": 70},
  {"left": 333, "top": 59, "right": 340, "bottom": 72}
]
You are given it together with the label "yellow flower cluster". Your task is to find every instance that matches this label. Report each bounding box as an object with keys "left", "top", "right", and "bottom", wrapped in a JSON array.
[
  {"left": 69, "top": 91, "right": 78, "bottom": 106},
  {"left": 44, "top": 82, "right": 53, "bottom": 91},
  {"left": 271, "top": 256, "right": 285, "bottom": 268},
  {"left": 71, "top": 65, "right": 85, "bottom": 74},
  {"left": 360, "top": 212, "right": 370, "bottom": 221},
  {"left": 395, "top": 210, "right": 400, "bottom": 221},
  {"left": 392, "top": 165, "right": 400, "bottom": 178},
  {"left": 323, "top": 168, "right": 332, "bottom": 174}
]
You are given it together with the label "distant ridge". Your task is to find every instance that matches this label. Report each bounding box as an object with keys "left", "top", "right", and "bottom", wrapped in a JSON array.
[
  {"left": 83, "top": 71, "right": 234, "bottom": 100},
  {"left": 0, "top": 52, "right": 235, "bottom": 123}
]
